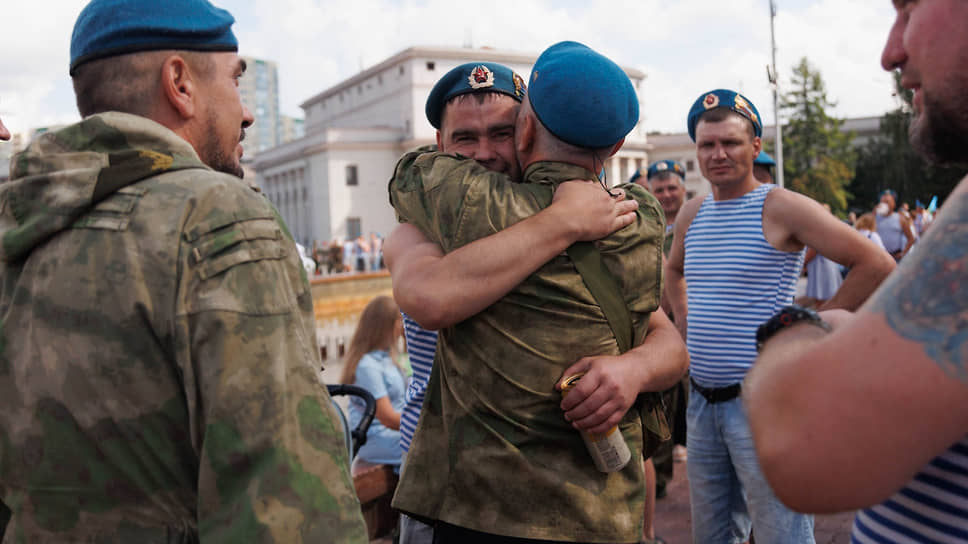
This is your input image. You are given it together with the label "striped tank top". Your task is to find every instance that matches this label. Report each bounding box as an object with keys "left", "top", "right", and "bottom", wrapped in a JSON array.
[
  {"left": 684, "top": 184, "right": 804, "bottom": 387},
  {"left": 851, "top": 436, "right": 968, "bottom": 543},
  {"left": 399, "top": 312, "right": 438, "bottom": 454}
]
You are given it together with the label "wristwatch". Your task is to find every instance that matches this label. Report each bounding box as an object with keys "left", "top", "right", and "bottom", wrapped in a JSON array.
[{"left": 755, "top": 305, "right": 831, "bottom": 352}]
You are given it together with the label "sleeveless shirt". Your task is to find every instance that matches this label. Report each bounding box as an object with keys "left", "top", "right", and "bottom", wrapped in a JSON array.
[
  {"left": 851, "top": 436, "right": 968, "bottom": 543},
  {"left": 684, "top": 184, "right": 804, "bottom": 387}
]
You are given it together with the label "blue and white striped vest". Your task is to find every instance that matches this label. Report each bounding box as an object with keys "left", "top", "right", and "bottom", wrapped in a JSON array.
[{"left": 684, "top": 183, "right": 804, "bottom": 387}]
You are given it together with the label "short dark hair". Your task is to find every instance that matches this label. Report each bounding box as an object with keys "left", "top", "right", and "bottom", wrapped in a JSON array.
[
  {"left": 697, "top": 108, "right": 756, "bottom": 140},
  {"left": 72, "top": 50, "right": 214, "bottom": 117}
]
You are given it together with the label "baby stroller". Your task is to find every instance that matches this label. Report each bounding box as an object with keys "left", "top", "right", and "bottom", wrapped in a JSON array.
[
  {"left": 326, "top": 384, "right": 398, "bottom": 539},
  {"left": 326, "top": 383, "right": 375, "bottom": 458}
]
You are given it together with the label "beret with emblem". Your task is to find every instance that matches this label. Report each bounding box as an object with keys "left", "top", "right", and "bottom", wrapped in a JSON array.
[
  {"left": 647, "top": 159, "right": 686, "bottom": 180},
  {"left": 70, "top": 0, "right": 238, "bottom": 76},
  {"left": 687, "top": 89, "right": 762, "bottom": 142},
  {"left": 528, "top": 41, "right": 639, "bottom": 149},
  {"left": 753, "top": 151, "right": 776, "bottom": 167},
  {"left": 425, "top": 62, "right": 526, "bottom": 129}
]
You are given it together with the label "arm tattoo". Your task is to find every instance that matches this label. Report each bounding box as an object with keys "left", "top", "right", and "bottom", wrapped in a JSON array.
[{"left": 869, "top": 192, "right": 968, "bottom": 383}]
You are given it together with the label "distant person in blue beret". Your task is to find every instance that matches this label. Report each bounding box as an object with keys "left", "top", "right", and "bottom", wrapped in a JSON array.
[
  {"left": 753, "top": 150, "right": 776, "bottom": 184},
  {"left": 641, "top": 160, "right": 687, "bottom": 247},
  {"left": 666, "top": 88, "right": 895, "bottom": 544},
  {"left": 385, "top": 60, "right": 644, "bottom": 544},
  {"left": 388, "top": 41, "right": 688, "bottom": 543},
  {"left": 0, "top": 0, "right": 369, "bottom": 541}
]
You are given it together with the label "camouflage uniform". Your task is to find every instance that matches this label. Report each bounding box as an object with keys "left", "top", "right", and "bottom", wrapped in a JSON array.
[
  {"left": 0, "top": 112, "right": 368, "bottom": 543},
  {"left": 389, "top": 150, "right": 665, "bottom": 543}
]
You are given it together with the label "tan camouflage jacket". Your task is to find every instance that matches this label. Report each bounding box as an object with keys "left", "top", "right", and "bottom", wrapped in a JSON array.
[
  {"left": 0, "top": 113, "right": 367, "bottom": 543},
  {"left": 389, "top": 151, "right": 665, "bottom": 543}
]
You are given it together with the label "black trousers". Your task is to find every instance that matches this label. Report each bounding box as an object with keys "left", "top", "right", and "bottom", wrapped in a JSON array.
[{"left": 432, "top": 522, "right": 630, "bottom": 544}]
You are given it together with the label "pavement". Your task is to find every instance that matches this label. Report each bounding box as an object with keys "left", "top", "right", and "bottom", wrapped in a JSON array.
[
  {"left": 653, "top": 454, "right": 857, "bottom": 544},
  {"left": 370, "top": 456, "right": 856, "bottom": 544}
]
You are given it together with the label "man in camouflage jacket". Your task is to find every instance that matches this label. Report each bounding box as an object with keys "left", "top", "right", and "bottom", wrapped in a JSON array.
[
  {"left": 0, "top": 1, "right": 367, "bottom": 542},
  {"left": 389, "top": 42, "right": 689, "bottom": 543}
]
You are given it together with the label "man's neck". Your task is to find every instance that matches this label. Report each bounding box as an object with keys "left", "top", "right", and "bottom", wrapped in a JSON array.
[
  {"left": 711, "top": 175, "right": 762, "bottom": 201},
  {"left": 665, "top": 211, "right": 678, "bottom": 227},
  {"left": 521, "top": 149, "right": 599, "bottom": 177}
]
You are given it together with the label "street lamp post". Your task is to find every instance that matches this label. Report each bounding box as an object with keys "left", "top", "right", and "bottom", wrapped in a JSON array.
[{"left": 769, "top": 0, "right": 784, "bottom": 188}]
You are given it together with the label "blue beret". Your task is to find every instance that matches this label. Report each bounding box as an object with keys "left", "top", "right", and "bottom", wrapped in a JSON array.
[
  {"left": 687, "top": 89, "right": 762, "bottom": 142},
  {"left": 528, "top": 41, "right": 638, "bottom": 149},
  {"left": 70, "top": 0, "right": 238, "bottom": 75},
  {"left": 880, "top": 189, "right": 898, "bottom": 200},
  {"left": 647, "top": 160, "right": 686, "bottom": 180},
  {"left": 425, "top": 62, "right": 526, "bottom": 129},
  {"left": 753, "top": 151, "right": 776, "bottom": 167}
]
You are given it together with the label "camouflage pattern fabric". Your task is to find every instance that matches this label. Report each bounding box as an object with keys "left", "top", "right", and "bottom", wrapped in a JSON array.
[
  {"left": 388, "top": 150, "right": 665, "bottom": 543},
  {"left": 0, "top": 112, "right": 367, "bottom": 543},
  {"left": 664, "top": 228, "right": 674, "bottom": 257}
]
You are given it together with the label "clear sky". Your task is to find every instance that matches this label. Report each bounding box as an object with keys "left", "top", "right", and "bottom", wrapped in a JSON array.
[{"left": 1, "top": 0, "right": 901, "bottom": 137}]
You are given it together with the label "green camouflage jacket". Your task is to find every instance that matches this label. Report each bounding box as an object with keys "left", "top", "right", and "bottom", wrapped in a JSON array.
[
  {"left": 389, "top": 151, "right": 665, "bottom": 543},
  {"left": 0, "top": 112, "right": 367, "bottom": 543}
]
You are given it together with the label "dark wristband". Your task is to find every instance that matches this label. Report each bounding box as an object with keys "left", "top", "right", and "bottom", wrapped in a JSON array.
[{"left": 756, "top": 304, "right": 831, "bottom": 352}]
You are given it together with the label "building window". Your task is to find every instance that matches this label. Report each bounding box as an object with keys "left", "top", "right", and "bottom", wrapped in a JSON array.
[
  {"left": 346, "top": 164, "right": 358, "bottom": 186},
  {"left": 399, "top": 66, "right": 405, "bottom": 75},
  {"left": 347, "top": 217, "right": 362, "bottom": 239},
  {"left": 686, "top": 159, "right": 695, "bottom": 172},
  {"left": 426, "top": 61, "right": 435, "bottom": 71}
]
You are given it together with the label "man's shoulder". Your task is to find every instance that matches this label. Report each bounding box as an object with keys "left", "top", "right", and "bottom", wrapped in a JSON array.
[
  {"left": 676, "top": 194, "right": 706, "bottom": 229},
  {"left": 143, "top": 169, "right": 276, "bottom": 230},
  {"left": 614, "top": 182, "right": 665, "bottom": 228},
  {"left": 391, "top": 148, "right": 507, "bottom": 195}
]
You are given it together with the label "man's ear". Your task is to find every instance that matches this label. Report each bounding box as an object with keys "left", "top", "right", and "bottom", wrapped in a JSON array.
[
  {"left": 435, "top": 130, "right": 443, "bottom": 151},
  {"left": 161, "top": 55, "right": 196, "bottom": 120},
  {"left": 516, "top": 113, "right": 535, "bottom": 158},
  {"left": 607, "top": 137, "right": 626, "bottom": 158}
]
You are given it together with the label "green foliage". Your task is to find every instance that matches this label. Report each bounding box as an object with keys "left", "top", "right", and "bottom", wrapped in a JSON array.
[
  {"left": 780, "top": 58, "right": 855, "bottom": 215},
  {"left": 849, "top": 72, "right": 966, "bottom": 212}
]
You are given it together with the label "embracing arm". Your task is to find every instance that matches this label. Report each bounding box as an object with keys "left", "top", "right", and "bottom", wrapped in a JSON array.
[
  {"left": 745, "top": 183, "right": 968, "bottom": 513},
  {"left": 558, "top": 309, "right": 689, "bottom": 435},
  {"left": 385, "top": 180, "right": 638, "bottom": 330},
  {"left": 765, "top": 189, "right": 895, "bottom": 311}
]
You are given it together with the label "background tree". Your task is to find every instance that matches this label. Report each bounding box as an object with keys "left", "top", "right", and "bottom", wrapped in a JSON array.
[
  {"left": 849, "top": 72, "right": 966, "bottom": 213},
  {"left": 780, "top": 57, "right": 855, "bottom": 215}
]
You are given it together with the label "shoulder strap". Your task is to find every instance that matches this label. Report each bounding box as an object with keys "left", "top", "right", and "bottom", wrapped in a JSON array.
[
  {"left": 565, "top": 241, "right": 632, "bottom": 353},
  {"left": 566, "top": 240, "right": 671, "bottom": 457}
]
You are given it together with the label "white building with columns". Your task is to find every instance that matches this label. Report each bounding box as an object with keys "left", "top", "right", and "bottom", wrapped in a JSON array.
[{"left": 253, "top": 46, "right": 650, "bottom": 247}]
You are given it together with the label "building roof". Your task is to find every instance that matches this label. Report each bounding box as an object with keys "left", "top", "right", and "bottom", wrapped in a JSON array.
[{"left": 300, "top": 45, "right": 646, "bottom": 109}]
